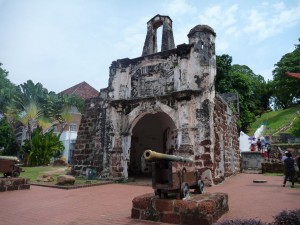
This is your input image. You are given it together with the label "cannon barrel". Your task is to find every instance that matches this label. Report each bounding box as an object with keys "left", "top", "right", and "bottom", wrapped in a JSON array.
[
  {"left": 143, "top": 149, "right": 193, "bottom": 163},
  {"left": 0, "top": 156, "right": 20, "bottom": 162}
]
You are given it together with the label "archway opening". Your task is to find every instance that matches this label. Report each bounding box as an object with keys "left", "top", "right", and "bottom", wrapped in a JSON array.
[{"left": 128, "top": 111, "right": 176, "bottom": 177}]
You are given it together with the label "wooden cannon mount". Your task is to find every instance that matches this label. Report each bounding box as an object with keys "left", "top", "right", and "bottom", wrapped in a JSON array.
[
  {"left": 0, "top": 156, "right": 23, "bottom": 178},
  {"left": 143, "top": 150, "right": 204, "bottom": 199}
]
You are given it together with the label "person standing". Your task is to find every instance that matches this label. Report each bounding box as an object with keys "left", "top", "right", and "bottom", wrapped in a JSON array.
[
  {"left": 281, "top": 151, "right": 288, "bottom": 162},
  {"left": 283, "top": 152, "right": 295, "bottom": 188},
  {"left": 266, "top": 143, "right": 271, "bottom": 160},
  {"left": 256, "top": 138, "right": 262, "bottom": 153},
  {"left": 250, "top": 138, "right": 256, "bottom": 151}
]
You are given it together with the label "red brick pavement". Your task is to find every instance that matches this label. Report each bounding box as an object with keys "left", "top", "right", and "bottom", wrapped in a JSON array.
[{"left": 0, "top": 173, "right": 299, "bottom": 225}]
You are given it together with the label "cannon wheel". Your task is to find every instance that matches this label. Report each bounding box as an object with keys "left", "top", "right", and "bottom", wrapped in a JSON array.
[
  {"left": 13, "top": 171, "right": 20, "bottom": 177},
  {"left": 180, "top": 182, "right": 189, "bottom": 199},
  {"left": 4, "top": 172, "right": 11, "bottom": 178},
  {"left": 196, "top": 180, "right": 204, "bottom": 194}
]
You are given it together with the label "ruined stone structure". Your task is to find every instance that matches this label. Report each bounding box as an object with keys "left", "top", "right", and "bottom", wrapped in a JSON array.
[{"left": 72, "top": 15, "right": 240, "bottom": 185}]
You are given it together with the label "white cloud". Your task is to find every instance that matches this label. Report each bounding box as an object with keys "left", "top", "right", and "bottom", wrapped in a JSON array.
[
  {"left": 163, "top": 0, "right": 197, "bottom": 16},
  {"left": 272, "top": 2, "right": 285, "bottom": 11},
  {"left": 198, "top": 4, "right": 238, "bottom": 30},
  {"left": 256, "top": 68, "right": 273, "bottom": 81},
  {"left": 225, "top": 26, "right": 239, "bottom": 37},
  {"left": 112, "top": 17, "right": 147, "bottom": 59},
  {"left": 216, "top": 41, "right": 229, "bottom": 52},
  {"left": 244, "top": 2, "right": 300, "bottom": 41}
]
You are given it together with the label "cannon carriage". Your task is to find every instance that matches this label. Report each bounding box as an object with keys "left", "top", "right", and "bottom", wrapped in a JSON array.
[
  {"left": 0, "top": 156, "right": 23, "bottom": 178},
  {"left": 143, "top": 149, "right": 204, "bottom": 199}
]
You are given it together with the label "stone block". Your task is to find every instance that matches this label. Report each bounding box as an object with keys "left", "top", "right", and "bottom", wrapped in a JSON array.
[
  {"left": 198, "top": 200, "right": 216, "bottom": 214},
  {"left": 37, "top": 174, "right": 54, "bottom": 182},
  {"left": 0, "top": 187, "right": 6, "bottom": 192},
  {"left": 155, "top": 199, "right": 174, "bottom": 212},
  {"left": 160, "top": 212, "right": 180, "bottom": 224},
  {"left": 131, "top": 208, "right": 140, "bottom": 219},
  {"left": 132, "top": 192, "right": 228, "bottom": 224},
  {"left": 180, "top": 214, "right": 212, "bottom": 225},
  {"left": 7, "top": 185, "right": 18, "bottom": 191},
  {"left": 173, "top": 200, "right": 198, "bottom": 214},
  {"left": 12, "top": 178, "right": 23, "bottom": 185},
  {"left": 20, "top": 184, "right": 30, "bottom": 190},
  {"left": 132, "top": 193, "right": 155, "bottom": 210},
  {"left": 57, "top": 175, "right": 75, "bottom": 185},
  {"left": 140, "top": 207, "right": 160, "bottom": 222}
]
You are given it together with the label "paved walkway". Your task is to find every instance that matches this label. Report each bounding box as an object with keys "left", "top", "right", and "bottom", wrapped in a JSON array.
[{"left": 0, "top": 173, "right": 299, "bottom": 225}]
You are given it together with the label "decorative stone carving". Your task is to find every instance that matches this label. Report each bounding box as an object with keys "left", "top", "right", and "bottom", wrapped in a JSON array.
[
  {"left": 129, "top": 57, "right": 177, "bottom": 98},
  {"left": 119, "top": 85, "right": 127, "bottom": 99}
]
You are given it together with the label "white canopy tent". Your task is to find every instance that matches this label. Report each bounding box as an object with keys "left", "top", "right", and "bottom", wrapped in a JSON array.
[{"left": 239, "top": 131, "right": 251, "bottom": 152}]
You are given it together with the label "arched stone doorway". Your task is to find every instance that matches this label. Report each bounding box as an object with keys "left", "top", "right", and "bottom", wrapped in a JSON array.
[{"left": 128, "top": 111, "right": 176, "bottom": 177}]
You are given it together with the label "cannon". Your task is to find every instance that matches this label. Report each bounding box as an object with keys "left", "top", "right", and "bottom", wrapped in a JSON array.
[
  {"left": 0, "top": 156, "right": 23, "bottom": 177},
  {"left": 143, "top": 149, "right": 204, "bottom": 199},
  {"left": 144, "top": 149, "right": 194, "bottom": 163}
]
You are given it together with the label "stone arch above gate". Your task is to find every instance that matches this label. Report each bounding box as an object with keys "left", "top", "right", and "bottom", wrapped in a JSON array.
[{"left": 125, "top": 101, "right": 177, "bottom": 134}]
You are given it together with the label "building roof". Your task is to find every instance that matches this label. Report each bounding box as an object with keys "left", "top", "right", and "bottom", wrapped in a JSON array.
[
  {"left": 60, "top": 81, "right": 99, "bottom": 99},
  {"left": 286, "top": 72, "right": 300, "bottom": 80}
]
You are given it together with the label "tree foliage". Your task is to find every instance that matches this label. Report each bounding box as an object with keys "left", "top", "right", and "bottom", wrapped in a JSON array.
[
  {"left": 0, "top": 64, "right": 84, "bottom": 164},
  {"left": 0, "top": 63, "right": 17, "bottom": 116},
  {"left": 0, "top": 118, "right": 19, "bottom": 156},
  {"left": 271, "top": 39, "right": 300, "bottom": 109},
  {"left": 3, "top": 80, "right": 83, "bottom": 165},
  {"left": 216, "top": 55, "right": 272, "bottom": 131}
]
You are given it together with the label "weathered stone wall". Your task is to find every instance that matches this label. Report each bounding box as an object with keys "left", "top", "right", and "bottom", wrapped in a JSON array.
[
  {"left": 241, "top": 152, "right": 264, "bottom": 171},
  {"left": 213, "top": 94, "right": 240, "bottom": 184},
  {"left": 261, "top": 162, "right": 284, "bottom": 173},
  {"left": 0, "top": 177, "right": 30, "bottom": 192},
  {"left": 72, "top": 96, "right": 107, "bottom": 176},
  {"left": 72, "top": 15, "right": 240, "bottom": 185}
]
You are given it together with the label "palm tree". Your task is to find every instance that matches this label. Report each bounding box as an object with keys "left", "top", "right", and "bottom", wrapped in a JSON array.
[{"left": 3, "top": 80, "right": 83, "bottom": 165}]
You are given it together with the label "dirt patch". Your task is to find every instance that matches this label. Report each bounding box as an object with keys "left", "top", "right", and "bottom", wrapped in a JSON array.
[{"left": 41, "top": 167, "right": 68, "bottom": 175}]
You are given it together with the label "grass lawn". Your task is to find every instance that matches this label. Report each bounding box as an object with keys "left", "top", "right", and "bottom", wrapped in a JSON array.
[
  {"left": 263, "top": 173, "right": 284, "bottom": 176},
  {"left": 247, "top": 105, "right": 300, "bottom": 136},
  {"left": 20, "top": 166, "right": 106, "bottom": 186}
]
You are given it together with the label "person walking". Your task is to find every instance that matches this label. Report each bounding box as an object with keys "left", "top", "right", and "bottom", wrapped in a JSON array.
[{"left": 283, "top": 152, "right": 295, "bottom": 188}]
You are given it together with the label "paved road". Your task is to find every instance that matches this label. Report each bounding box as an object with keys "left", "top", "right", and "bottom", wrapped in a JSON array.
[{"left": 0, "top": 173, "right": 299, "bottom": 225}]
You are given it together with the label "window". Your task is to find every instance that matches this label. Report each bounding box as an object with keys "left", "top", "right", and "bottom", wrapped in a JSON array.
[{"left": 69, "top": 124, "right": 77, "bottom": 131}]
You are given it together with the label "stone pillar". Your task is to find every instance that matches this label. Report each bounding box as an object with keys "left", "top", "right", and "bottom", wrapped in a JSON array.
[
  {"left": 161, "top": 18, "right": 175, "bottom": 52},
  {"left": 142, "top": 15, "right": 175, "bottom": 56}
]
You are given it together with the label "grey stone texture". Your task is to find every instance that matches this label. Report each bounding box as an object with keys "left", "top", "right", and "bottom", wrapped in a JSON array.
[{"left": 72, "top": 15, "right": 240, "bottom": 185}]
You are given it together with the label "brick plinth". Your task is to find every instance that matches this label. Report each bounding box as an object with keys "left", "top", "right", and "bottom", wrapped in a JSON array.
[
  {"left": 0, "top": 177, "right": 30, "bottom": 192},
  {"left": 131, "top": 192, "right": 228, "bottom": 225}
]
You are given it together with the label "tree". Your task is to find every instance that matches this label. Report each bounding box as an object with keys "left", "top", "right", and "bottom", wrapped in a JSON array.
[
  {"left": 0, "top": 63, "right": 17, "bottom": 116},
  {"left": 4, "top": 81, "right": 52, "bottom": 165},
  {"left": 216, "top": 55, "right": 270, "bottom": 131},
  {"left": 272, "top": 39, "right": 300, "bottom": 109},
  {"left": 216, "top": 54, "right": 232, "bottom": 93},
  {"left": 0, "top": 118, "right": 19, "bottom": 156}
]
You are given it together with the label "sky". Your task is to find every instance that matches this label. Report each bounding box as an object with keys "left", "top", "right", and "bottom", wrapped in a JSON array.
[{"left": 0, "top": 0, "right": 299, "bottom": 93}]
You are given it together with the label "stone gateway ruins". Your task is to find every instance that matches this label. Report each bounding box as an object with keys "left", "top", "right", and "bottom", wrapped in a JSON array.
[{"left": 72, "top": 15, "right": 240, "bottom": 185}]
